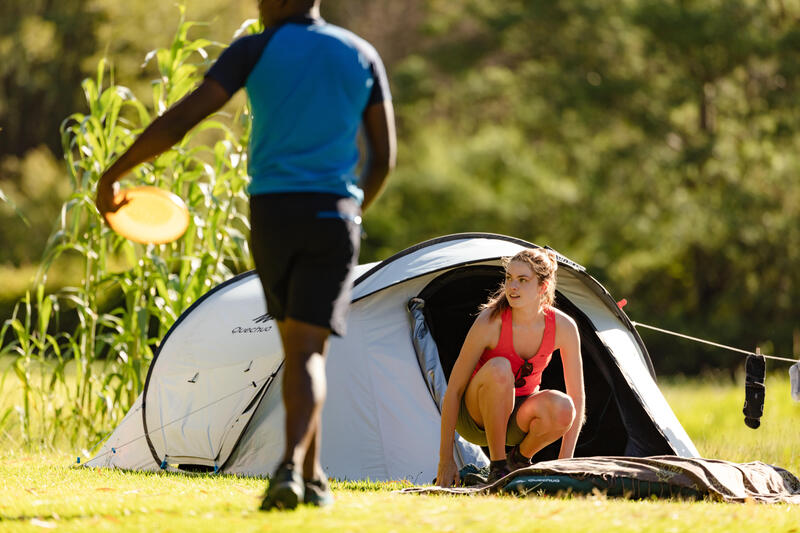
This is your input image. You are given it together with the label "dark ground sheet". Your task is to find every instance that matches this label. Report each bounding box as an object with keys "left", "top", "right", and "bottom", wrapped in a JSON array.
[{"left": 404, "top": 456, "right": 800, "bottom": 504}]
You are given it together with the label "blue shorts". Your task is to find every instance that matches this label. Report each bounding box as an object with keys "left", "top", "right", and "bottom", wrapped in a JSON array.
[{"left": 249, "top": 192, "right": 361, "bottom": 336}]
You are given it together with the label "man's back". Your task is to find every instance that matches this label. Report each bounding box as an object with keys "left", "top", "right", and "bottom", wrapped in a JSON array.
[{"left": 207, "top": 17, "right": 391, "bottom": 201}]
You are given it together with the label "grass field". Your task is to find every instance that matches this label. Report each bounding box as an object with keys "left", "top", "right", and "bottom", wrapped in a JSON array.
[{"left": 0, "top": 372, "right": 797, "bottom": 532}]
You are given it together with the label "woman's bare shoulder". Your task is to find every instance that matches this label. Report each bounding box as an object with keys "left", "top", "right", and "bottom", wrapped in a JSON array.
[
  {"left": 551, "top": 306, "right": 576, "bottom": 324},
  {"left": 551, "top": 307, "right": 579, "bottom": 338},
  {"left": 469, "top": 308, "right": 502, "bottom": 342}
]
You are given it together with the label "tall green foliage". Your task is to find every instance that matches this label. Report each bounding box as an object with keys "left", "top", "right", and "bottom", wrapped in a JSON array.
[
  {"left": 1, "top": 10, "right": 256, "bottom": 447},
  {"left": 0, "top": 0, "right": 102, "bottom": 157}
]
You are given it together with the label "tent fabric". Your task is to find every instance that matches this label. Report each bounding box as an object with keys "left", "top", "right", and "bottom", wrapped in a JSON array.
[
  {"left": 408, "top": 297, "right": 488, "bottom": 468},
  {"left": 85, "top": 233, "right": 699, "bottom": 481},
  {"left": 401, "top": 456, "right": 800, "bottom": 504},
  {"left": 85, "top": 395, "right": 156, "bottom": 472}
]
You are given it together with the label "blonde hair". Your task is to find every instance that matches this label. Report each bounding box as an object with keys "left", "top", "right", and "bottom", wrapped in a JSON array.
[{"left": 482, "top": 248, "right": 558, "bottom": 318}]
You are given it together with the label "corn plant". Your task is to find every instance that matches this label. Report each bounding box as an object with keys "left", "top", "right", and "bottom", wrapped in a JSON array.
[
  {"left": 0, "top": 186, "right": 29, "bottom": 226},
  {"left": 1, "top": 7, "right": 259, "bottom": 449}
]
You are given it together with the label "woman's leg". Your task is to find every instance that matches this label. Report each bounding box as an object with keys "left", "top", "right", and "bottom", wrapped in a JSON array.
[
  {"left": 463, "top": 358, "right": 516, "bottom": 461},
  {"left": 514, "top": 390, "right": 576, "bottom": 458}
]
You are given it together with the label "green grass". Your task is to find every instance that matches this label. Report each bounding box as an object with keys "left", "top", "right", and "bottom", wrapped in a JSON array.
[
  {"left": 0, "top": 373, "right": 798, "bottom": 531},
  {"left": 661, "top": 372, "right": 800, "bottom": 475},
  {"left": 0, "top": 453, "right": 797, "bottom": 533}
]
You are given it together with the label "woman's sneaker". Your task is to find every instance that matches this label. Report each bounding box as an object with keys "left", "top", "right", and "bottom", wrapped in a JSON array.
[
  {"left": 260, "top": 462, "right": 304, "bottom": 511},
  {"left": 304, "top": 477, "right": 334, "bottom": 507},
  {"left": 486, "top": 463, "right": 511, "bottom": 484},
  {"left": 506, "top": 445, "right": 532, "bottom": 472}
]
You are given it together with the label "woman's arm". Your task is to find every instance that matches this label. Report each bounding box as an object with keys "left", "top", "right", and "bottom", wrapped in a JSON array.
[
  {"left": 556, "top": 314, "right": 585, "bottom": 459},
  {"left": 436, "top": 310, "right": 496, "bottom": 487}
]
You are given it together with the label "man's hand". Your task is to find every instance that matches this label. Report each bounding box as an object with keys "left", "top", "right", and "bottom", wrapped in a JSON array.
[
  {"left": 95, "top": 175, "right": 127, "bottom": 221},
  {"left": 94, "top": 78, "right": 232, "bottom": 222}
]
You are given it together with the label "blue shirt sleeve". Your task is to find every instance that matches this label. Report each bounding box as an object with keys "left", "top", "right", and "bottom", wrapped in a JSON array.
[
  {"left": 205, "top": 31, "right": 278, "bottom": 96},
  {"left": 367, "top": 53, "right": 392, "bottom": 106}
]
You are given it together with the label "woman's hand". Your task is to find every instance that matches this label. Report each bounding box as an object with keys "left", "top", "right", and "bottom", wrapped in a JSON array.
[{"left": 435, "top": 457, "right": 460, "bottom": 488}]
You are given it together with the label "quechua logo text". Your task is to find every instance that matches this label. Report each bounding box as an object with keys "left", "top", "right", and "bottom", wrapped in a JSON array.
[{"left": 232, "top": 313, "right": 273, "bottom": 334}]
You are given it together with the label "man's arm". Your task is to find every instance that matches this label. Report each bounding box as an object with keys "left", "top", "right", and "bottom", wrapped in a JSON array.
[
  {"left": 359, "top": 100, "right": 396, "bottom": 211},
  {"left": 96, "top": 78, "right": 232, "bottom": 217}
]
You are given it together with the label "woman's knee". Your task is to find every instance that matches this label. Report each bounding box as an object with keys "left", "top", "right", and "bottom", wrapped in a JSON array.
[
  {"left": 476, "top": 358, "right": 514, "bottom": 389},
  {"left": 549, "top": 392, "right": 576, "bottom": 432}
]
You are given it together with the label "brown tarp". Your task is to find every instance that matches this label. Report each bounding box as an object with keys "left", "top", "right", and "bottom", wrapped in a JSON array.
[{"left": 402, "top": 456, "right": 800, "bottom": 504}]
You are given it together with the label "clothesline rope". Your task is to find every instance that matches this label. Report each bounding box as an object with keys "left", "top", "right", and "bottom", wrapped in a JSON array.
[{"left": 631, "top": 321, "right": 799, "bottom": 364}]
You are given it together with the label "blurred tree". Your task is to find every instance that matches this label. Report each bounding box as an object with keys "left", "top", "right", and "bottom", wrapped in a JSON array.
[
  {"left": 322, "top": 0, "right": 426, "bottom": 68},
  {"left": 88, "top": 0, "right": 253, "bottom": 98},
  {"left": 362, "top": 0, "right": 800, "bottom": 374},
  {"left": 0, "top": 0, "right": 101, "bottom": 264},
  {"left": 0, "top": 0, "right": 102, "bottom": 157},
  {"left": 0, "top": 146, "right": 70, "bottom": 265}
]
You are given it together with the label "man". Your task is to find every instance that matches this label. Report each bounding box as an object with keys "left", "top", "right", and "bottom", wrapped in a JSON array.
[{"left": 96, "top": 0, "right": 396, "bottom": 510}]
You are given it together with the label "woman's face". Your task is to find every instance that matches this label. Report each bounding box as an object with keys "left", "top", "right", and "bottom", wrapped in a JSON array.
[{"left": 504, "top": 261, "right": 543, "bottom": 308}]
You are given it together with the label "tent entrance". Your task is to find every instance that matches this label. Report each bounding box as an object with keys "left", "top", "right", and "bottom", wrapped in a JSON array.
[{"left": 416, "top": 265, "right": 673, "bottom": 461}]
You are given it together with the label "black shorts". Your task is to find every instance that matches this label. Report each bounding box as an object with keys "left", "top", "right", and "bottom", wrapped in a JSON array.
[{"left": 249, "top": 192, "right": 361, "bottom": 337}]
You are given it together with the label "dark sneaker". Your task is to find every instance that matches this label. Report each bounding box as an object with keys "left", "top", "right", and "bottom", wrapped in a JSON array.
[
  {"left": 506, "top": 445, "right": 532, "bottom": 472},
  {"left": 460, "top": 470, "right": 488, "bottom": 486},
  {"left": 260, "top": 462, "right": 304, "bottom": 511},
  {"left": 304, "top": 477, "right": 334, "bottom": 507},
  {"left": 486, "top": 463, "right": 511, "bottom": 484}
]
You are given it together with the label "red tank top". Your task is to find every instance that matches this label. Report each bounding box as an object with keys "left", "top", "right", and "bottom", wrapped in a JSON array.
[{"left": 471, "top": 306, "right": 556, "bottom": 396}]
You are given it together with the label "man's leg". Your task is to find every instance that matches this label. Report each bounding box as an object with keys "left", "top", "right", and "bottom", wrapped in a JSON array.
[
  {"left": 303, "top": 426, "right": 322, "bottom": 481},
  {"left": 278, "top": 317, "right": 330, "bottom": 475},
  {"left": 280, "top": 319, "right": 336, "bottom": 507},
  {"left": 261, "top": 317, "right": 329, "bottom": 510}
]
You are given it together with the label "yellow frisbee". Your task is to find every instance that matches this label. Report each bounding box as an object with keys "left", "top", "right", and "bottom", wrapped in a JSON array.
[{"left": 105, "top": 186, "right": 190, "bottom": 244}]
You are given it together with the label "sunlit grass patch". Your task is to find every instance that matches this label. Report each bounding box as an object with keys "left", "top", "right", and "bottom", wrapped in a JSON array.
[
  {"left": 1, "top": 375, "right": 797, "bottom": 531},
  {"left": 662, "top": 371, "right": 800, "bottom": 475},
  {"left": 0, "top": 448, "right": 798, "bottom": 533}
]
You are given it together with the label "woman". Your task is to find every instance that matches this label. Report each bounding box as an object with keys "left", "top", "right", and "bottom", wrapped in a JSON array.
[{"left": 436, "top": 248, "right": 585, "bottom": 487}]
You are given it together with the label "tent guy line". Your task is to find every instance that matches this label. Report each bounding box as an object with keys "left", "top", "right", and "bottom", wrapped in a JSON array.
[
  {"left": 631, "top": 321, "right": 799, "bottom": 364},
  {"left": 78, "top": 367, "right": 281, "bottom": 465}
]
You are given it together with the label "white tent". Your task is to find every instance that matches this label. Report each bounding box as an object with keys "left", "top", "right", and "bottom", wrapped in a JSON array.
[{"left": 86, "top": 233, "right": 698, "bottom": 481}]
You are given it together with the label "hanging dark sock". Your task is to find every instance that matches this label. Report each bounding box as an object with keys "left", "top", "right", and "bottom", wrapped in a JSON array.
[{"left": 743, "top": 353, "right": 766, "bottom": 429}]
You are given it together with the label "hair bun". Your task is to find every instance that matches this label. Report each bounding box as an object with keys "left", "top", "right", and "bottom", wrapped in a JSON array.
[{"left": 546, "top": 249, "right": 558, "bottom": 267}]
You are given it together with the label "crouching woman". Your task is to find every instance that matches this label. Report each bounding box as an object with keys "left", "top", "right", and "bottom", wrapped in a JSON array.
[{"left": 436, "top": 248, "right": 585, "bottom": 487}]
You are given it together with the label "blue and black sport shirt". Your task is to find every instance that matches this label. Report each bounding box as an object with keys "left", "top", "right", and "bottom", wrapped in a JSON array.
[{"left": 206, "top": 15, "right": 391, "bottom": 203}]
